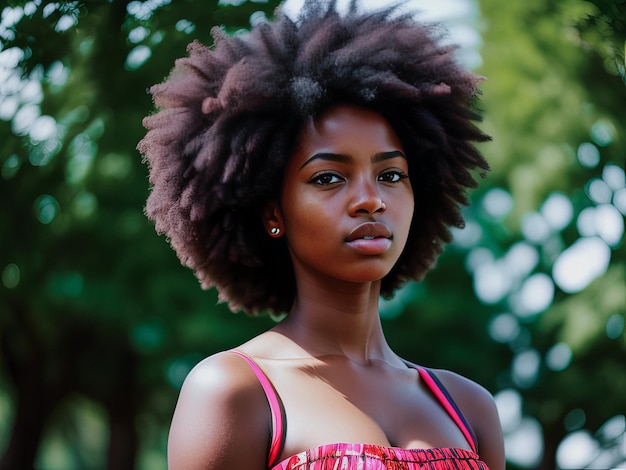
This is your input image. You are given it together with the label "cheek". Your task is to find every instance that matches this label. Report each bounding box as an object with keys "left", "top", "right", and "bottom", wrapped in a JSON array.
[
  {"left": 284, "top": 204, "right": 331, "bottom": 240},
  {"left": 280, "top": 192, "right": 332, "bottom": 239},
  {"left": 394, "top": 196, "right": 415, "bottom": 243}
]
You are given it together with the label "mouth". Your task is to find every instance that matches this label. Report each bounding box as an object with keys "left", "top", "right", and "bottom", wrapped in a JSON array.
[{"left": 346, "top": 222, "right": 393, "bottom": 242}]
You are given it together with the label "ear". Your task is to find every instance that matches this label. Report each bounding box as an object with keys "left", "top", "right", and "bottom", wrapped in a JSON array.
[{"left": 262, "top": 200, "right": 284, "bottom": 238}]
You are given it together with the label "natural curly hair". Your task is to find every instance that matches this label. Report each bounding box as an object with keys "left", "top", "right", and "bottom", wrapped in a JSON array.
[{"left": 138, "top": 1, "right": 490, "bottom": 316}]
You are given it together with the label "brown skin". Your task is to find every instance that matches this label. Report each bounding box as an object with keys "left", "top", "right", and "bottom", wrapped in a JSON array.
[{"left": 167, "top": 105, "right": 505, "bottom": 470}]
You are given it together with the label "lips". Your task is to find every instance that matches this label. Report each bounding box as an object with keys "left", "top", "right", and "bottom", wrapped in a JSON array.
[{"left": 346, "top": 222, "right": 392, "bottom": 242}]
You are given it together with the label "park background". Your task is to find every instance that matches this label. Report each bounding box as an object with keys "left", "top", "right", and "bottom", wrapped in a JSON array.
[{"left": 0, "top": 0, "right": 624, "bottom": 468}]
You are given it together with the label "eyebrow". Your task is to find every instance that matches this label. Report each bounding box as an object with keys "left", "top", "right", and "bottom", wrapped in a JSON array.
[{"left": 299, "top": 150, "right": 406, "bottom": 170}]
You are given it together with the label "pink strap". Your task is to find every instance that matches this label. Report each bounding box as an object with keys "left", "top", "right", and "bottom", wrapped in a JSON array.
[
  {"left": 230, "top": 351, "right": 284, "bottom": 468},
  {"left": 417, "top": 368, "right": 478, "bottom": 454}
]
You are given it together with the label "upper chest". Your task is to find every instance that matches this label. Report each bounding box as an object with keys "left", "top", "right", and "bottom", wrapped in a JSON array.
[{"left": 258, "top": 358, "right": 471, "bottom": 454}]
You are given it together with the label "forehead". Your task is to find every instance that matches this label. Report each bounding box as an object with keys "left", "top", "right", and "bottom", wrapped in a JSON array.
[{"left": 293, "top": 104, "right": 404, "bottom": 158}]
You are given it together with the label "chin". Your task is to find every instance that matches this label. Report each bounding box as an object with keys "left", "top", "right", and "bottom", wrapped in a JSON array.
[{"left": 340, "top": 268, "right": 392, "bottom": 285}]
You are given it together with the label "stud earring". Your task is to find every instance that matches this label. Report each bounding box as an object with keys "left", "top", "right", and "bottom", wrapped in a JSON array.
[{"left": 270, "top": 227, "right": 280, "bottom": 236}]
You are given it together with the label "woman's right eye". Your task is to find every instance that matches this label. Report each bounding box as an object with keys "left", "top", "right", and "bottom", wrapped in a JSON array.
[{"left": 310, "top": 173, "right": 343, "bottom": 186}]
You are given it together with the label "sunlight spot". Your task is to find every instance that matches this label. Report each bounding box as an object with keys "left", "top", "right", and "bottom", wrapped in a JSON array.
[
  {"left": 594, "top": 204, "right": 624, "bottom": 246},
  {"left": 20, "top": 79, "right": 43, "bottom": 104},
  {"left": 504, "top": 242, "right": 539, "bottom": 279},
  {"left": 578, "top": 205, "right": 624, "bottom": 246},
  {"left": 465, "top": 246, "right": 493, "bottom": 272},
  {"left": 29, "top": 115, "right": 56, "bottom": 143},
  {"left": 97, "top": 153, "right": 132, "bottom": 179},
  {"left": 598, "top": 415, "right": 626, "bottom": 443},
  {"left": 488, "top": 313, "right": 519, "bottom": 343},
  {"left": 586, "top": 178, "right": 612, "bottom": 204},
  {"left": 482, "top": 187, "right": 513, "bottom": 219},
  {"left": 0, "top": 46, "right": 24, "bottom": 68},
  {"left": 29, "top": 138, "right": 62, "bottom": 166},
  {"left": 46, "top": 61, "right": 69, "bottom": 87},
  {"left": 34, "top": 194, "right": 60, "bottom": 224},
  {"left": 576, "top": 207, "right": 597, "bottom": 237},
  {"left": 250, "top": 11, "right": 268, "bottom": 26},
  {"left": 132, "top": 324, "right": 164, "bottom": 352},
  {"left": 564, "top": 409, "right": 586, "bottom": 432},
  {"left": 512, "top": 349, "right": 540, "bottom": 388},
  {"left": 1, "top": 7, "right": 24, "bottom": 29},
  {"left": 128, "top": 26, "right": 150, "bottom": 43},
  {"left": 505, "top": 417, "right": 543, "bottom": 467},
  {"left": 42, "top": 2, "right": 56, "bottom": 18},
  {"left": 175, "top": 19, "right": 196, "bottom": 34},
  {"left": 473, "top": 260, "right": 511, "bottom": 304},
  {"left": 23, "top": 2, "right": 38, "bottom": 16},
  {"left": 127, "top": 0, "right": 171, "bottom": 20},
  {"left": 2, "top": 263, "right": 20, "bottom": 289},
  {"left": 557, "top": 431, "right": 598, "bottom": 469},
  {"left": 577, "top": 142, "right": 600, "bottom": 168},
  {"left": 614, "top": 188, "right": 626, "bottom": 214},
  {"left": 541, "top": 193, "right": 573, "bottom": 231},
  {"left": 451, "top": 220, "right": 482, "bottom": 248},
  {"left": 48, "top": 271, "right": 84, "bottom": 298},
  {"left": 494, "top": 389, "right": 522, "bottom": 433},
  {"left": 512, "top": 273, "right": 554, "bottom": 317},
  {"left": 79, "top": 36, "right": 95, "bottom": 55},
  {"left": 55, "top": 14, "right": 77, "bottom": 32},
  {"left": 545, "top": 342, "right": 572, "bottom": 371},
  {"left": 166, "top": 356, "right": 199, "bottom": 389},
  {"left": 521, "top": 212, "right": 551, "bottom": 243},
  {"left": 380, "top": 284, "right": 415, "bottom": 318},
  {"left": 591, "top": 119, "right": 616, "bottom": 146},
  {"left": 12, "top": 104, "right": 40, "bottom": 135},
  {"left": 2, "top": 154, "right": 21, "bottom": 179},
  {"left": 66, "top": 134, "right": 96, "bottom": 183},
  {"left": 0, "top": 72, "right": 22, "bottom": 96},
  {"left": 127, "top": 1, "right": 152, "bottom": 20},
  {"left": 72, "top": 191, "right": 98, "bottom": 219},
  {"left": 150, "top": 30, "right": 164, "bottom": 45},
  {"left": 603, "top": 164, "right": 625, "bottom": 190},
  {"left": 606, "top": 314, "right": 624, "bottom": 340},
  {"left": 0, "top": 95, "right": 19, "bottom": 120},
  {"left": 578, "top": 204, "right": 623, "bottom": 246},
  {"left": 0, "top": 24, "right": 15, "bottom": 41},
  {"left": 552, "top": 237, "right": 610, "bottom": 294},
  {"left": 125, "top": 45, "right": 152, "bottom": 70}
]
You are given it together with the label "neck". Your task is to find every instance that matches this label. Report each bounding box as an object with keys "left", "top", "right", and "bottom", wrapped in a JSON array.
[{"left": 275, "top": 275, "right": 396, "bottom": 364}]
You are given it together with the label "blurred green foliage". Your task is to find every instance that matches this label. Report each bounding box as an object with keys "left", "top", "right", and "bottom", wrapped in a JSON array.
[{"left": 0, "top": 0, "right": 624, "bottom": 469}]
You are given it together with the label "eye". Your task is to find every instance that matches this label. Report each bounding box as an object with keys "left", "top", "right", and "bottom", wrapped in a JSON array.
[
  {"left": 378, "top": 170, "right": 409, "bottom": 183},
  {"left": 310, "top": 172, "right": 344, "bottom": 186}
]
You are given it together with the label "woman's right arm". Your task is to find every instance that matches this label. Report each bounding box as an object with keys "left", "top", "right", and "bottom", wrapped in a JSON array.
[{"left": 167, "top": 352, "right": 271, "bottom": 470}]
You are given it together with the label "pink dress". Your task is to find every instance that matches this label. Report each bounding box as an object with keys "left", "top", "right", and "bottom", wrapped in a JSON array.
[{"left": 231, "top": 351, "right": 490, "bottom": 470}]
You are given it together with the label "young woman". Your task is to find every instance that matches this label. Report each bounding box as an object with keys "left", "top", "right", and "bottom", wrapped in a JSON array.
[{"left": 139, "top": 2, "right": 505, "bottom": 469}]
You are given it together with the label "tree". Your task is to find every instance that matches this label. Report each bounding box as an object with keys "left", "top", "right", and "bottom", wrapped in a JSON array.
[
  {"left": 0, "top": 1, "right": 279, "bottom": 469},
  {"left": 473, "top": 0, "right": 626, "bottom": 467}
]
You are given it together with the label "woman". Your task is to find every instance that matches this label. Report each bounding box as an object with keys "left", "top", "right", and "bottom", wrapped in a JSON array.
[{"left": 139, "top": 2, "right": 505, "bottom": 468}]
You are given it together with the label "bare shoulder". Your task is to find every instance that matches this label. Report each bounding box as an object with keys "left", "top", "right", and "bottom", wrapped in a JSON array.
[
  {"left": 430, "top": 369, "right": 505, "bottom": 470},
  {"left": 429, "top": 369, "right": 496, "bottom": 419},
  {"left": 167, "top": 351, "right": 270, "bottom": 470}
]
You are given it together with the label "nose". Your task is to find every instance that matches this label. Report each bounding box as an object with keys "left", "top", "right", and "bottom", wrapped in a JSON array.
[{"left": 348, "top": 177, "right": 386, "bottom": 216}]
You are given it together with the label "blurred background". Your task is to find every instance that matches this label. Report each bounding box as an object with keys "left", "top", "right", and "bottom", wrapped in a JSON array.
[{"left": 0, "top": 0, "right": 624, "bottom": 468}]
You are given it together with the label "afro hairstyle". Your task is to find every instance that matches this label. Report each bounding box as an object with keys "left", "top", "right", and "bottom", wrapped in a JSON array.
[{"left": 138, "top": 0, "right": 490, "bottom": 316}]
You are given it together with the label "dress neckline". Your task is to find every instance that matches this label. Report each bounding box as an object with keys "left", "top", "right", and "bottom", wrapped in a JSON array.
[{"left": 271, "top": 442, "right": 483, "bottom": 469}]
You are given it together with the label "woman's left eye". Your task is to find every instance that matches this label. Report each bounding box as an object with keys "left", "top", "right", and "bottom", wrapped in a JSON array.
[{"left": 378, "top": 171, "right": 408, "bottom": 183}]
